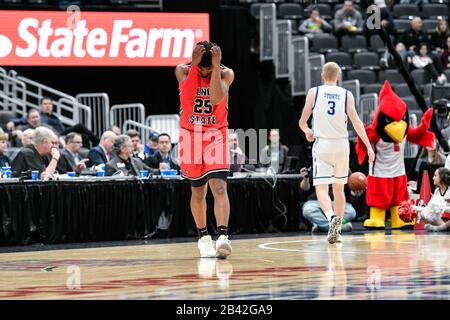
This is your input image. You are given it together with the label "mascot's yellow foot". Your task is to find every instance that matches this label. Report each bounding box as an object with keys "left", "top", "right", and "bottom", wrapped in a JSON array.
[
  {"left": 390, "top": 206, "right": 415, "bottom": 229},
  {"left": 364, "top": 207, "right": 386, "bottom": 229}
]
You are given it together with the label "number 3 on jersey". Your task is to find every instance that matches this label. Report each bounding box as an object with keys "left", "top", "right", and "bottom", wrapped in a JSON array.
[
  {"left": 194, "top": 99, "right": 212, "bottom": 114},
  {"left": 327, "top": 101, "right": 336, "bottom": 115}
]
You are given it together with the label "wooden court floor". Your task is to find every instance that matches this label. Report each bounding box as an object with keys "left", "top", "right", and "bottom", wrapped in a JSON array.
[{"left": 0, "top": 231, "right": 449, "bottom": 300}]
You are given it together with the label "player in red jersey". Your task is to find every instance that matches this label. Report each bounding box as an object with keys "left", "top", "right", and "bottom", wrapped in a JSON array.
[{"left": 176, "top": 41, "right": 235, "bottom": 259}]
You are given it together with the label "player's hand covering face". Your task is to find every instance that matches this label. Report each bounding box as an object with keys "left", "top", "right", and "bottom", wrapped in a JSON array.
[
  {"left": 191, "top": 45, "right": 206, "bottom": 66},
  {"left": 211, "top": 46, "right": 222, "bottom": 67}
]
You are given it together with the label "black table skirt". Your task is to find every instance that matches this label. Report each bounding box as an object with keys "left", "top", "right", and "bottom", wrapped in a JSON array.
[{"left": 0, "top": 177, "right": 308, "bottom": 246}]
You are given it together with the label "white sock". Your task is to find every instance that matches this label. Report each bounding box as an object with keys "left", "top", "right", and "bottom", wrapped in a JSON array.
[{"left": 325, "top": 209, "right": 335, "bottom": 222}]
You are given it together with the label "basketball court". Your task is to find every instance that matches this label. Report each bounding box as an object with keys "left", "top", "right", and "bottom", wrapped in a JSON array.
[{"left": 0, "top": 229, "right": 449, "bottom": 300}]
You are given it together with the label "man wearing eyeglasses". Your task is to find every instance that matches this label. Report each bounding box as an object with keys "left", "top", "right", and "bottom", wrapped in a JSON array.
[{"left": 57, "top": 132, "right": 88, "bottom": 174}]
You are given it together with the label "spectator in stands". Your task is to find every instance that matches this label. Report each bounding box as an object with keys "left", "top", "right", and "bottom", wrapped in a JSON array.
[
  {"left": 11, "top": 126, "right": 60, "bottom": 179},
  {"left": 229, "top": 131, "right": 247, "bottom": 174},
  {"left": 0, "top": 133, "right": 11, "bottom": 168},
  {"left": 441, "top": 35, "right": 450, "bottom": 69},
  {"left": 431, "top": 20, "right": 449, "bottom": 54},
  {"left": 144, "top": 131, "right": 159, "bottom": 157},
  {"left": 126, "top": 129, "right": 146, "bottom": 161},
  {"left": 57, "top": 133, "right": 88, "bottom": 174},
  {"left": 87, "top": 130, "right": 117, "bottom": 166},
  {"left": 105, "top": 135, "right": 151, "bottom": 176},
  {"left": 108, "top": 125, "right": 121, "bottom": 136},
  {"left": 21, "top": 129, "right": 35, "bottom": 146},
  {"left": 411, "top": 43, "right": 447, "bottom": 84},
  {"left": 299, "top": 7, "right": 332, "bottom": 40},
  {"left": 365, "top": 0, "right": 396, "bottom": 38},
  {"left": 380, "top": 42, "right": 413, "bottom": 69},
  {"left": 334, "top": 0, "right": 363, "bottom": 37},
  {"left": 416, "top": 138, "right": 446, "bottom": 173},
  {"left": 15, "top": 109, "right": 57, "bottom": 132},
  {"left": 144, "top": 133, "right": 180, "bottom": 172},
  {"left": 259, "top": 129, "right": 289, "bottom": 174},
  {"left": 299, "top": 167, "right": 357, "bottom": 233},
  {"left": 399, "top": 17, "right": 429, "bottom": 53}
]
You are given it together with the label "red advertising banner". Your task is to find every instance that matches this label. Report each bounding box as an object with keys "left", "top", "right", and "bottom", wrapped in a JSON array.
[{"left": 0, "top": 11, "right": 209, "bottom": 66}]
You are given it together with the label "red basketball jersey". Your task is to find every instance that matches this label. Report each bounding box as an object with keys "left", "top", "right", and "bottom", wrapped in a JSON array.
[{"left": 179, "top": 65, "right": 229, "bottom": 132}]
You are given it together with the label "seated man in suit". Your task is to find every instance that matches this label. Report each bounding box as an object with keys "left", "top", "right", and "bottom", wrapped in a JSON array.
[
  {"left": 105, "top": 135, "right": 153, "bottom": 176},
  {"left": 144, "top": 133, "right": 180, "bottom": 172},
  {"left": 87, "top": 130, "right": 117, "bottom": 167},
  {"left": 57, "top": 132, "right": 88, "bottom": 174}
]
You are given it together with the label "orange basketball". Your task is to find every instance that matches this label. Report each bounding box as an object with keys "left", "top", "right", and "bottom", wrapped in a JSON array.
[{"left": 348, "top": 172, "right": 367, "bottom": 191}]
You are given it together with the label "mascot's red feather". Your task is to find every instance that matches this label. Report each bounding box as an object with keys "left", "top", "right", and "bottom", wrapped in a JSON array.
[{"left": 355, "top": 81, "right": 435, "bottom": 228}]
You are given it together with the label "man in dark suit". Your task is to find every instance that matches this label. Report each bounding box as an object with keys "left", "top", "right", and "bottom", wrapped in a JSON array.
[
  {"left": 57, "top": 132, "right": 88, "bottom": 174},
  {"left": 105, "top": 135, "right": 154, "bottom": 176},
  {"left": 87, "top": 130, "right": 117, "bottom": 167},
  {"left": 144, "top": 133, "right": 180, "bottom": 172}
]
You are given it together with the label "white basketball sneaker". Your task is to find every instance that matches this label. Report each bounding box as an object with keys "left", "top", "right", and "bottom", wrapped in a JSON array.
[
  {"left": 327, "top": 216, "right": 342, "bottom": 244},
  {"left": 198, "top": 235, "right": 216, "bottom": 258},
  {"left": 215, "top": 235, "right": 232, "bottom": 259}
]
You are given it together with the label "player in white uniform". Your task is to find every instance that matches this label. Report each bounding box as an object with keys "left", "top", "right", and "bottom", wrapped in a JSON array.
[{"left": 299, "top": 62, "right": 375, "bottom": 244}]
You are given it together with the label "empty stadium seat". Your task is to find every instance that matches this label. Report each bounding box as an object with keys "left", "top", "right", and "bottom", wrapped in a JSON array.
[
  {"left": 422, "top": 4, "right": 448, "bottom": 19},
  {"left": 393, "top": 4, "right": 421, "bottom": 19},
  {"left": 393, "top": 83, "right": 413, "bottom": 97},
  {"left": 362, "top": 83, "right": 383, "bottom": 94},
  {"left": 341, "top": 35, "right": 368, "bottom": 53},
  {"left": 370, "top": 34, "right": 387, "bottom": 53},
  {"left": 394, "top": 19, "right": 412, "bottom": 34},
  {"left": 354, "top": 52, "right": 380, "bottom": 70},
  {"left": 346, "top": 70, "right": 378, "bottom": 85},
  {"left": 311, "top": 34, "right": 338, "bottom": 53},
  {"left": 250, "top": 3, "right": 263, "bottom": 19},
  {"left": 380, "top": 69, "right": 407, "bottom": 84},
  {"left": 325, "top": 52, "right": 353, "bottom": 70},
  {"left": 411, "top": 69, "right": 432, "bottom": 86},
  {"left": 403, "top": 96, "right": 420, "bottom": 110},
  {"left": 278, "top": 3, "right": 303, "bottom": 19}
]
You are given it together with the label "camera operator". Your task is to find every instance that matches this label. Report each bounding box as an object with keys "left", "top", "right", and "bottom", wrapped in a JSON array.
[{"left": 299, "top": 166, "right": 358, "bottom": 233}]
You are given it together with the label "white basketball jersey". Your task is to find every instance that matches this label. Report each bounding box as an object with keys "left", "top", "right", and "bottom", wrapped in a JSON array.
[{"left": 312, "top": 85, "right": 349, "bottom": 139}]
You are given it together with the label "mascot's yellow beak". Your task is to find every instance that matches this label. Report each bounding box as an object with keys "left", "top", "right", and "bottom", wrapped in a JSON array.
[{"left": 384, "top": 120, "right": 407, "bottom": 143}]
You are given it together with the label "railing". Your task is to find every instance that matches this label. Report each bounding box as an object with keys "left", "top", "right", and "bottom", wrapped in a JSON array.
[
  {"left": 359, "top": 93, "right": 378, "bottom": 125},
  {"left": 76, "top": 93, "right": 110, "bottom": 138},
  {"left": 308, "top": 54, "right": 325, "bottom": 88},
  {"left": 56, "top": 97, "right": 92, "bottom": 130},
  {"left": 275, "top": 20, "right": 293, "bottom": 79},
  {"left": 291, "top": 36, "right": 309, "bottom": 96},
  {"left": 0, "top": 72, "right": 27, "bottom": 113},
  {"left": 110, "top": 103, "right": 146, "bottom": 132},
  {"left": 122, "top": 120, "right": 153, "bottom": 145},
  {"left": 260, "top": 4, "right": 277, "bottom": 61},
  {"left": 405, "top": 114, "right": 419, "bottom": 159},
  {"left": 145, "top": 114, "right": 180, "bottom": 144}
]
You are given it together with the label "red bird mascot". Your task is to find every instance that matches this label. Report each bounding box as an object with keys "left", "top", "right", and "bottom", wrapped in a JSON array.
[{"left": 355, "top": 81, "right": 435, "bottom": 228}]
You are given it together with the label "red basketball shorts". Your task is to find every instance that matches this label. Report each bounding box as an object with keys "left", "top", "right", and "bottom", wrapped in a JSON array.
[{"left": 179, "top": 127, "right": 230, "bottom": 181}]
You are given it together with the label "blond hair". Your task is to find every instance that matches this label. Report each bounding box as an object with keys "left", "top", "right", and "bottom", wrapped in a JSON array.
[{"left": 322, "top": 62, "right": 341, "bottom": 82}]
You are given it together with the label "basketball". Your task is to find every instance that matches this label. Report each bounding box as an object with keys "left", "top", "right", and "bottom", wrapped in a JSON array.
[{"left": 348, "top": 172, "right": 367, "bottom": 191}]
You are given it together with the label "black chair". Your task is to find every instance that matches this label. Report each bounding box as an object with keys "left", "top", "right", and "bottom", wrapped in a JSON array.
[
  {"left": 393, "top": 4, "right": 421, "bottom": 19},
  {"left": 354, "top": 52, "right": 380, "bottom": 70},
  {"left": 362, "top": 83, "right": 383, "bottom": 95},
  {"left": 341, "top": 35, "right": 368, "bottom": 53},
  {"left": 380, "top": 69, "right": 407, "bottom": 84},
  {"left": 278, "top": 3, "right": 303, "bottom": 19},
  {"left": 422, "top": 19, "right": 439, "bottom": 35},
  {"left": 393, "top": 83, "right": 413, "bottom": 97},
  {"left": 422, "top": 4, "right": 448, "bottom": 19},
  {"left": 325, "top": 52, "right": 353, "bottom": 70},
  {"left": 346, "top": 70, "right": 378, "bottom": 85},
  {"left": 411, "top": 69, "right": 432, "bottom": 86},
  {"left": 402, "top": 96, "right": 420, "bottom": 110},
  {"left": 394, "top": 19, "right": 412, "bottom": 34},
  {"left": 370, "top": 34, "right": 387, "bottom": 53},
  {"left": 311, "top": 34, "right": 338, "bottom": 53}
]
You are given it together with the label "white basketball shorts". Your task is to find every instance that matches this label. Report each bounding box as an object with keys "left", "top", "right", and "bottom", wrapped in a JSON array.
[{"left": 312, "top": 138, "right": 349, "bottom": 186}]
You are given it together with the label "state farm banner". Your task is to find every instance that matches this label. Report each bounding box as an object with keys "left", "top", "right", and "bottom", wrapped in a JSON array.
[{"left": 0, "top": 11, "right": 209, "bottom": 66}]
